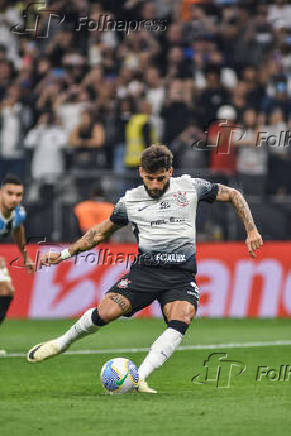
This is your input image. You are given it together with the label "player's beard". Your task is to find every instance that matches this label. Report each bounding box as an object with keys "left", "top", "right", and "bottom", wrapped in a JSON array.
[
  {"left": 6, "top": 204, "right": 16, "bottom": 212},
  {"left": 144, "top": 180, "right": 170, "bottom": 199},
  {"left": 1, "top": 202, "right": 14, "bottom": 213}
]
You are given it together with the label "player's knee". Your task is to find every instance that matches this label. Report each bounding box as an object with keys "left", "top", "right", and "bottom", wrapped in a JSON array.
[
  {"left": 0, "top": 257, "right": 7, "bottom": 268},
  {"left": 183, "top": 305, "right": 195, "bottom": 325},
  {"left": 0, "top": 263, "right": 13, "bottom": 295},
  {"left": 98, "top": 294, "right": 130, "bottom": 323},
  {"left": 0, "top": 283, "right": 15, "bottom": 297},
  {"left": 98, "top": 309, "right": 118, "bottom": 323},
  {"left": 166, "top": 303, "right": 195, "bottom": 326},
  {"left": 97, "top": 305, "right": 119, "bottom": 323}
]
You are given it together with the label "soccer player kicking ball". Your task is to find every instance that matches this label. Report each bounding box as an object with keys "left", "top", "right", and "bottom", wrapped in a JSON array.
[
  {"left": 27, "top": 145, "right": 263, "bottom": 393},
  {"left": 0, "top": 176, "right": 34, "bottom": 355}
]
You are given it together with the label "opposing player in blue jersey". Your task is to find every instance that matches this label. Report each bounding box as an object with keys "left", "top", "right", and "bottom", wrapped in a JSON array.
[
  {"left": 27, "top": 145, "right": 263, "bottom": 392},
  {"left": 0, "top": 175, "right": 34, "bottom": 352}
]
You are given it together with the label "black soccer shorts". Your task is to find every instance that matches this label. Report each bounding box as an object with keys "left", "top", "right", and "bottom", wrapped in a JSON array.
[{"left": 106, "top": 263, "right": 199, "bottom": 317}]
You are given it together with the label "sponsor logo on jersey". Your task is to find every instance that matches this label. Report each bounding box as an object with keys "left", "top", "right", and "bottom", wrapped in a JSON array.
[
  {"left": 150, "top": 217, "right": 186, "bottom": 226},
  {"left": 138, "top": 205, "right": 151, "bottom": 212},
  {"left": 169, "top": 216, "right": 186, "bottom": 223},
  {"left": 173, "top": 191, "right": 190, "bottom": 207},
  {"left": 151, "top": 219, "right": 168, "bottom": 226},
  {"left": 154, "top": 253, "right": 186, "bottom": 263},
  {"left": 159, "top": 201, "right": 170, "bottom": 210}
]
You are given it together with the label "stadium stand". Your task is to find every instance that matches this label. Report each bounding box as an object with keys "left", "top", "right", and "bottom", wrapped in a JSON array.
[{"left": 0, "top": 0, "right": 290, "bottom": 241}]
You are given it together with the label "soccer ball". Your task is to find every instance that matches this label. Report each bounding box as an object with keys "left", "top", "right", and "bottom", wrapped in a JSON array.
[{"left": 100, "top": 358, "right": 139, "bottom": 394}]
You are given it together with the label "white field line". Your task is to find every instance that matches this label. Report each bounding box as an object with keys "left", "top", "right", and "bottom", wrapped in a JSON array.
[{"left": 1, "top": 340, "right": 291, "bottom": 358}]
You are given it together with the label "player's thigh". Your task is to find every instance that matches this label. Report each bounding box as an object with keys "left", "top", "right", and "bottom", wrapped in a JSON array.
[
  {"left": 163, "top": 300, "right": 196, "bottom": 325},
  {"left": 0, "top": 257, "right": 6, "bottom": 269},
  {"left": 0, "top": 257, "right": 14, "bottom": 296},
  {"left": 0, "top": 281, "right": 15, "bottom": 296},
  {"left": 105, "top": 267, "right": 158, "bottom": 318},
  {"left": 98, "top": 292, "right": 132, "bottom": 322}
]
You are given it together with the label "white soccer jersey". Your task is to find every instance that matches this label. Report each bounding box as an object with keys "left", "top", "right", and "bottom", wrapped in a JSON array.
[{"left": 110, "top": 176, "right": 219, "bottom": 272}]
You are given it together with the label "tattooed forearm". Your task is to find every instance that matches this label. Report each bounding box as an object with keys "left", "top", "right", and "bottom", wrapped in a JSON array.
[
  {"left": 216, "top": 184, "right": 262, "bottom": 257},
  {"left": 216, "top": 185, "right": 255, "bottom": 233},
  {"left": 69, "top": 219, "right": 120, "bottom": 256},
  {"left": 70, "top": 229, "right": 99, "bottom": 255},
  {"left": 231, "top": 190, "right": 255, "bottom": 232}
]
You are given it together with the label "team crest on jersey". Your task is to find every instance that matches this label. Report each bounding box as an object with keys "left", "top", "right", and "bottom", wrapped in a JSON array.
[
  {"left": 117, "top": 278, "right": 131, "bottom": 289},
  {"left": 173, "top": 191, "right": 189, "bottom": 207}
]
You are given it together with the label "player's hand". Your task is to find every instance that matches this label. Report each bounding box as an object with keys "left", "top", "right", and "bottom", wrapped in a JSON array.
[
  {"left": 246, "top": 227, "right": 263, "bottom": 258},
  {"left": 40, "top": 251, "right": 62, "bottom": 266},
  {"left": 24, "top": 256, "right": 35, "bottom": 274}
]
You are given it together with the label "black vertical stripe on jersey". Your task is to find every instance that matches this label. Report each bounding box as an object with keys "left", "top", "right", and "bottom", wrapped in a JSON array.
[
  {"left": 132, "top": 222, "right": 139, "bottom": 243},
  {"left": 0, "top": 220, "right": 13, "bottom": 239}
]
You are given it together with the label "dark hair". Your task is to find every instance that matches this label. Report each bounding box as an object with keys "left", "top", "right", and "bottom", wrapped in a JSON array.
[
  {"left": 141, "top": 145, "right": 173, "bottom": 173},
  {"left": 1, "top": 175, "right": 23, "bottom": 187}
]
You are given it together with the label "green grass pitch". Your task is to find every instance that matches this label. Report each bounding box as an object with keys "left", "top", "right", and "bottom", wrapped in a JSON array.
[{"left": 0, "top": 317, "right": 291, "bottom": 436}]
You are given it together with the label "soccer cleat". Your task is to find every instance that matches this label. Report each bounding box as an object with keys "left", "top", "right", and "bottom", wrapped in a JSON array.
[
  {"left": 27, "top": 340, "right": 63, "bottom": 362},
  {"left": 0, "top": 349, "right": 6, "bottom": 356},
  {"left": 137, "top": 379, "right": 157, "bottom": 394}
]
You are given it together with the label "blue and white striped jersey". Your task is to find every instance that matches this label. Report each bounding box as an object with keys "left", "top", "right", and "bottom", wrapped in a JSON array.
[{"left": 0, "top": 205, "right": 26, "bottom": 239}]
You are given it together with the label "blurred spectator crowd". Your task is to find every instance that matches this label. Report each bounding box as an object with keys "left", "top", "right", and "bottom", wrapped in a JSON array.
[{"left": 0, "top": 0, "right": 291, "bottom": 199}]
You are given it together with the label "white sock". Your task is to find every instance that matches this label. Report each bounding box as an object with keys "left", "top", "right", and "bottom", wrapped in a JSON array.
[
  {"left": 138, "top": 328, "right": 183, "bottom": 380},
  {"left": 57, "top": 308, "right": 99, "bottom": 350}
]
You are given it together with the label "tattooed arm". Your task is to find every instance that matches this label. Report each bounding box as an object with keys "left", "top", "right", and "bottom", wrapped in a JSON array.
[
  {"left": 40, "top": 219, "right": 121, "bottom": 265},
  {"left": 216, "top": 184, "right": 263, "bottom": 258},
  {"left": 69, "top": 220, "right": 120, "bottom": 255}
]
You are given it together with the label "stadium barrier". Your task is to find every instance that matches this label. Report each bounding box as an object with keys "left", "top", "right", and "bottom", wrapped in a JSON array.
[{"left": 2, "top": 242, "right": 291, "bottom": 318}]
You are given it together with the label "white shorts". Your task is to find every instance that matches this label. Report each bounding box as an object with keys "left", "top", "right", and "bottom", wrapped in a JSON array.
[{"left": 0, "top": 267, "right": 11, "bottom": 283}]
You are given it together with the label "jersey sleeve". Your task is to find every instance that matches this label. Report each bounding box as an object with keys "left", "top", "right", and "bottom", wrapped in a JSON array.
[
  {"left": 110, "top": 199, "right": 129, "bottom": 226},
  {"left": 191, "top": 178, "right": 219, "bottom": 203},
  {"left": 14, "top": 206, "right": 26, "bottom": 228}
]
